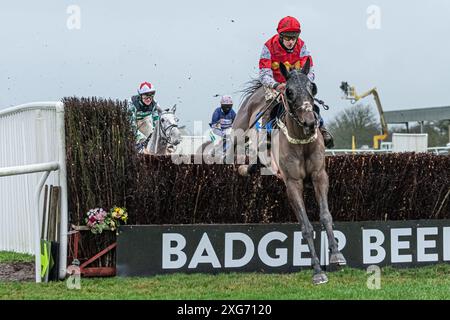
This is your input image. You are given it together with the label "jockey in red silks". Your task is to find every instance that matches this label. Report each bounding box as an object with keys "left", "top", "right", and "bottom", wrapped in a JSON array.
[{"left": 258, "top": 16, "right": 334, "bottom": 148}]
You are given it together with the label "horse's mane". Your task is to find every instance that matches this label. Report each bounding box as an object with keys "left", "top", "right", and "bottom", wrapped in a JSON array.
[
  {"left": 146, "top": 119, "right": 161, "bottom": 154},
  {"left": 240, "top": 78, "right": 263, "bottom": 103}
]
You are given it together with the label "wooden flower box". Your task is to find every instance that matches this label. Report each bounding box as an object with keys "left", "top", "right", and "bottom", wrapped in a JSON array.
[{"left": 67, "top": 224, "right": 117, "bottom": 277}]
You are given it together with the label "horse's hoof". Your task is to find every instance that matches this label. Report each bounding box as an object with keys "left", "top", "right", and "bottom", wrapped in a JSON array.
[
  {"left": 330, "top": 252, "right": 347, "bottom": 266},
  {"left": 312, "top": 272, "right": 328, "bottom": 285},
  {"left": 238, "top": 165, "right": 249, "bottom": 176}
]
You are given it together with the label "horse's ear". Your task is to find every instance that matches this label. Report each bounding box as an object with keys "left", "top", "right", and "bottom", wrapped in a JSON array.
[
  {"left": 171, "top": 104, "right": 177, "bottom": 113},
  {"left": 301, "top": 57, "right": 311, "bottom": 76},
  {"left": 279, "top": 63, "right": 290, "bottom": 82}
]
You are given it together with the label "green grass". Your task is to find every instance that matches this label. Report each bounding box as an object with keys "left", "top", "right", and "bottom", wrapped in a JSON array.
[
  {"left": 0, "top": 251, "right": 34, "bottom": 263},
  {"left": 1, "top": 252, "right": 449, "bottom": 300}
]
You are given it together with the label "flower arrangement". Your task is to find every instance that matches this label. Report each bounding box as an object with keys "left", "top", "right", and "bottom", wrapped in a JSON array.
[
  {"left": 85, "top": 206, "right": 128, "bottom": 235},
  {"left": 110, "top": 206, "right": 128, "bottom": 223}
]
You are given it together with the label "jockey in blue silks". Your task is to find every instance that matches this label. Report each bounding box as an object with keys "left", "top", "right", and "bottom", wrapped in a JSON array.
[{"left": 209, "top": 95, "right": 236, "bottom": 137}]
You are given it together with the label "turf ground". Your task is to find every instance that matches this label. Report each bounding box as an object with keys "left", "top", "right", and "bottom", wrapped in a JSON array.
[{"left": 0, "top": 251, "right": 449, "bottom": 300}]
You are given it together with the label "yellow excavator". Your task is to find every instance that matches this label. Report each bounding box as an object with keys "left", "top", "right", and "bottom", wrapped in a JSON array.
[{"left": 340, "top": 82, "right": 389, "bottom": 149}]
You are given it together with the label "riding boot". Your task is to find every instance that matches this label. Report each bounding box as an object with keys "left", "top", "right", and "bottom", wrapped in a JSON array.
[
  {"left": 314, "top": 103, "right": 334, "bottom": 149},
  {"left": 167, "top": 144, "right": 176, "bottom": 153},
  {"left": 320, "top": 126, "right": 334, "bottom": 149},
  {"left": 136, "top": 137, "right": 147, "bottom": 153}
]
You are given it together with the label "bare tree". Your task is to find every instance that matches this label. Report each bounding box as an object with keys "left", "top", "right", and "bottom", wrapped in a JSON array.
[{"left": 328, "top": 104, "right": 380, "bottom": 149}]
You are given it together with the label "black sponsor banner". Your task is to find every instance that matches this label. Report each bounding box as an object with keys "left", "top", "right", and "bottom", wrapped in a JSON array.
[{"left": 117, "top": 220, "right": 450, "bottom": 276}]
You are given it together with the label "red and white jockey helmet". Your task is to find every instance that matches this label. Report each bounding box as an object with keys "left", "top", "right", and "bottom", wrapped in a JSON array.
[
  {"left": 277, "top": 16, "right": 301, "bottom": 35},
  {"left": 137, "top": 82, "right": 156, "bottom": 95},
  {"left": 220, "top": 95, "right": 233, "bottom": 105}
]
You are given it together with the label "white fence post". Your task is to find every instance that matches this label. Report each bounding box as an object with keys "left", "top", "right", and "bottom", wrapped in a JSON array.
[{"left": 56, "top": 102, "right": 69, "bottom": 280}]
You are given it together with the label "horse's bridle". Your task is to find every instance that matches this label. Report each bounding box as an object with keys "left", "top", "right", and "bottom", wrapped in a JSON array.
[
  {"left": 275, "top": 81, "right": 321, "bottom": 145},
  {"left": 281, "top": 88, "right": 319, "bottom": 130},
  {"left": 158, "top": 113, "right": 179, "bottom": 146}
]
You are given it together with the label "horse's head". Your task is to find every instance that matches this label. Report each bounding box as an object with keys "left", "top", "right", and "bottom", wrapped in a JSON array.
[
  {"left": 159, "top": 104, "right": 181, "bottom": 147},
  {"left": 279, "top": 58, "right": 318, "bottom": 136}
]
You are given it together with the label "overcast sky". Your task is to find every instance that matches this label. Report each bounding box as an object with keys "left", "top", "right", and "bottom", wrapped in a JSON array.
[{"left": 1, "top": 0, "right": 450, "bottom": 132}]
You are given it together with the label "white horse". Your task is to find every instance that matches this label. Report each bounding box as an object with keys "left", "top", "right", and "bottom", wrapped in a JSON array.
[{"left": 145, "top": 105, "right": 181, "bottom": 155}]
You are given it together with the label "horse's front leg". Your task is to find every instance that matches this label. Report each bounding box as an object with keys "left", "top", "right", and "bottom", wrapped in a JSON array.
[
  {"left": 311, "top": 169, "right": 347, "bottom": 266},
  {"left": 285, "top": 178, "right": 328, "bottom": 285}
]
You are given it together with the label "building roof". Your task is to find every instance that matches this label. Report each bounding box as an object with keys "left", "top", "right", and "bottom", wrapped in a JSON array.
[{"left": 385, "top": 106, "right": 450, "bottom": 123}]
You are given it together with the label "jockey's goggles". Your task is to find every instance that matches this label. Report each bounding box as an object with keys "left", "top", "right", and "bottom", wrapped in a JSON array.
[
  {"left": 141, "top": 93, "right": 155, "bottom": 99},
  {"left": 281, "top": 33, "right": 299, "bottom": 41}
]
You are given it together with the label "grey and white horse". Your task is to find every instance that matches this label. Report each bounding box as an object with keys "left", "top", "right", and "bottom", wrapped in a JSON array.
[{"left": 145, "top": 105, "right": 181, "bottom": 155}]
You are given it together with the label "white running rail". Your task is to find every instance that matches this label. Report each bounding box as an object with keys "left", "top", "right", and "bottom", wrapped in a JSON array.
[
  {"left": 326, "top": 147, "right": 450, "bottom": 156},
  {"left": 0, "top": 102, "right": 68, "bottom": 282}
]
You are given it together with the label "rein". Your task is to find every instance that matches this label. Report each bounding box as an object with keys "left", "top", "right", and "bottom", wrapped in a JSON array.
[{"left": 314, "top": 98, "right": 329, "bottom": 110}]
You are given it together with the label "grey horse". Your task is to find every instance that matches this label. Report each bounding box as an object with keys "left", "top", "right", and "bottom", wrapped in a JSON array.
[
  {"left": 230, "top": 58, "right": 346, "bottom": 284},
  {"left": 146, "top": 105, "right": 181, "bottom": 155}
]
